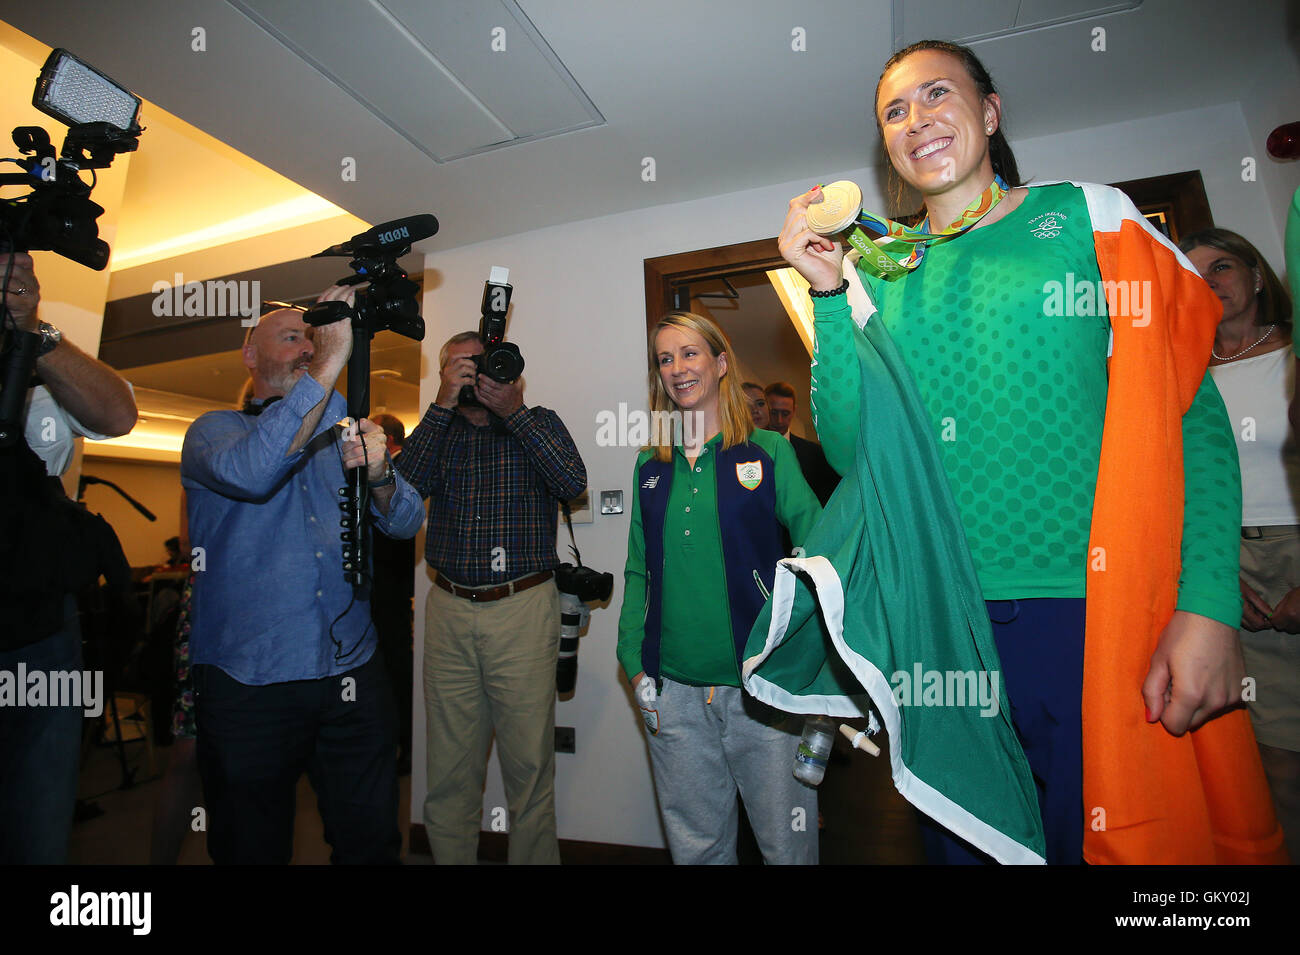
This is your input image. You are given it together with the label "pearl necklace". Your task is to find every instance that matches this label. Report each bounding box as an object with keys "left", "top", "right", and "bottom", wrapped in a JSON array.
[{"left": 1213, "top": 324, "right": 1276, "bottom": 361}]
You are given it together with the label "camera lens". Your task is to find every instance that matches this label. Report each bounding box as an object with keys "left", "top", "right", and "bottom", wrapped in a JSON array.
[{"left": 482, "top": 344, "right": 524, "bottom": 383}]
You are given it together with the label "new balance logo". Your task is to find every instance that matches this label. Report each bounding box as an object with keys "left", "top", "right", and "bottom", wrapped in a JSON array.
[{"left": 641, "top": 475, "right": 660, "bottom": 489}]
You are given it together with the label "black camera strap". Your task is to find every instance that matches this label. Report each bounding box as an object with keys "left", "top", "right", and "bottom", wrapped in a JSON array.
[
  {"left": 240, "top": 395, "right": 282, "bottom": 416},
  {"left": 560, "top": 499, "right": 583, "bottom": 567}
]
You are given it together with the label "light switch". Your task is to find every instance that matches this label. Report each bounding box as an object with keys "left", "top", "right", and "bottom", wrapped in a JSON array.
[{"left": 600, "top": 490, "right": 624, "bottom": 514}]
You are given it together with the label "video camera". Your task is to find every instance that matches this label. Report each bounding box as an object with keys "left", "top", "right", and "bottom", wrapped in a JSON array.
[
  {"left": 459, "top": 266, "right": 524, "bottom": 407},
  {"left": 0, "top": 49, "right": 143, "bottom": 271},
  {"left": 1, "top": 49, "right": 143, "bottom": 448},
  {"left": 303, "top": 213, "right": 437, "bottom": 341}
]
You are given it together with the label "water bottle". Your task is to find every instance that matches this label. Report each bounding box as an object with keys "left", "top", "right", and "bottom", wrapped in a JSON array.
[{"left": 793, "top": 715, "right": 836, "bottom": 786}]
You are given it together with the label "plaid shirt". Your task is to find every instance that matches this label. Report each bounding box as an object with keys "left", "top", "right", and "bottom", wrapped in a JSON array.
[{"left": 398, "top": 403, "right": 586, "bottom": 586}]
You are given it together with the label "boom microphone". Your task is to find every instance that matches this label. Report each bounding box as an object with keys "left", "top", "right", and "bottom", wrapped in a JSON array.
[{"left": 312, "top": 214, "right": 439, "bottom": 261}]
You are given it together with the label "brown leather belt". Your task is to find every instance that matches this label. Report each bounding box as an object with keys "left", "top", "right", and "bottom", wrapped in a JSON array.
[
  {"left": 1242, "top": 525, "right": 1300, "bottom": 540},
  {"left": 435, "top": 569, "right": 554, "bottom": 603}
]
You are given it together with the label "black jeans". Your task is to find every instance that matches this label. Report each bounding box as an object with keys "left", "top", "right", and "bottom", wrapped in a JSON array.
[
  {"left": 0, "top": 597, "right": 83, "bottom": 864},
  {"left": 194, "top": 654, "right": 399, "bottom": 864}
]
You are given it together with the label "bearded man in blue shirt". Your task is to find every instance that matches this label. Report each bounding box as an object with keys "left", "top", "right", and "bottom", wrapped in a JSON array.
[{"left": 181, "top": 290, "right": 424, "bottom": 864}]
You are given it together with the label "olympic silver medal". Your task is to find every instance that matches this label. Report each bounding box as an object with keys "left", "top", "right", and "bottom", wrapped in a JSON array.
[{"left": 805, "top": 180, "right": 862, "bottom": 236}]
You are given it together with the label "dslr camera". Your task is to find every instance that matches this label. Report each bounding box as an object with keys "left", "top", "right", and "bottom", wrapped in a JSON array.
[
  {"left": 459, "top": 266, "right": 524, "bottom": 406},
  {"left": 555, "top": 560, "right": 613, "bottom": 695}
]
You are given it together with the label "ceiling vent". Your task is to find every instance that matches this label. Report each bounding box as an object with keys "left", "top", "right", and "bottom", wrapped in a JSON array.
[
  {"left": 893, "top": 0, "right": 1143, "bottom": 48},
  {"left": 226, "top": 0, "right": 604, "bottom": 161}
]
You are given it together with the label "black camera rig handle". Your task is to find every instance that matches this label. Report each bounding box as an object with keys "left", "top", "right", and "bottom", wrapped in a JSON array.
[
  {"left": 338, "top": 335, "right": 373, "bottom": 592},
  {"left": 305, "top": 213, "right": 437, "bottom": 594},
  {"left": 0, "top": 324, "right": 39, "bottom": 448}
]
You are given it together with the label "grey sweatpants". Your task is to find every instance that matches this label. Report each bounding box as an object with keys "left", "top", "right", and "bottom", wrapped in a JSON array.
[{"left": 642, "top": 679, "right": 818, "bottom": 864}]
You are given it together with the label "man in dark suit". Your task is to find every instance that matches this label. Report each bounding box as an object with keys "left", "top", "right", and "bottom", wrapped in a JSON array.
[
  {"left": 764, "top": 381, "right": 839, "bottom": 506},
  {"left": 742, "top": 381, "right": 769, "bottom": 430}
]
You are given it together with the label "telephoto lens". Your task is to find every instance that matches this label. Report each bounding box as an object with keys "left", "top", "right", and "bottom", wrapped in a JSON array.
[
  {"left": 556, "top": 590, "right": 588, "bottom": 693},
  {"left": 553, "top": 562, "right": 613, "bottom": 694}
]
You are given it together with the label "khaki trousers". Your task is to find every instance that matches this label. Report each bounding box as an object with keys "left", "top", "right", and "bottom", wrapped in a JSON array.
[
  {"left": 1238, "top": 529, "right": 1300, "bottom": 861},
  {"left": 422, "top": 578, "right": 561, "bottom": 864},
  {"left": 1238, "top": 530, "right": 1300, "bottom": 751}
]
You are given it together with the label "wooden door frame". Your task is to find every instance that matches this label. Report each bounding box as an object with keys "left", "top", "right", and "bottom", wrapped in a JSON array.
[
  {"left": 1110, "top": 170, "right": 1214, "bottom": 243},
  {"left": 643, "top": 237, "right": 783, "bottom": 333}
]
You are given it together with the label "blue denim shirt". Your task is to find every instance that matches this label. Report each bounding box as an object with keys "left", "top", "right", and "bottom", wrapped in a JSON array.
[{"left": 181, "top": 373, "right": 424, "bottom": 685}]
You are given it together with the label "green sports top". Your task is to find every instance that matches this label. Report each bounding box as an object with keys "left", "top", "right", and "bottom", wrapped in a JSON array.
[
  {"left": 616, "top": 428, "right": 822, "bottom": 686},
  {"left": 810, "top": 182, "right": 1241, "bottom": 625}
]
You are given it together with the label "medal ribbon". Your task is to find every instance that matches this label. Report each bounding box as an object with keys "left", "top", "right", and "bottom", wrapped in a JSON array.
[{"left": 829, "top": 175, "right": 1009, "bottom": 280}]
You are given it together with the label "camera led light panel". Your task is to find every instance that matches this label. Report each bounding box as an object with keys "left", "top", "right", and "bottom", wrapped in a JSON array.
[{"left": 33, "top": 49, "right": 141, "bottom": 132}]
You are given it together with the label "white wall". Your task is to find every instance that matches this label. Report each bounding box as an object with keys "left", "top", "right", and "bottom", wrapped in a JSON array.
[
  {"left": 1237, "top": 39, "right": 1300, "bottom": 267},
  {"left": 1016, "top": 102, "right": 1293, "bottom": 271},
  {"left": 412, "top": 97, "right": 1284, "bottom": 849},
  {"left": 412, "top": 177, "right": 842, "bottom": 849}
]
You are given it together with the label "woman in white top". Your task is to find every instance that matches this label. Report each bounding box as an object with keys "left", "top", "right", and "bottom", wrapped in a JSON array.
[{"left": 1183, "top": 228, "right": 1298, "bottom": 862}]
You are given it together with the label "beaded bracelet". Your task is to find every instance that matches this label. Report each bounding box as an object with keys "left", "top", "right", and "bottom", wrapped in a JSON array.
[{"left": 808, "top": 279, "right": 849, "bottom": 298}]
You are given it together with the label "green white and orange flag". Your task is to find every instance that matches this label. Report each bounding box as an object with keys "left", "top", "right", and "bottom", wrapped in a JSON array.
[{"left": 743, "top": 180, "right": 1287, "bottom": 865}]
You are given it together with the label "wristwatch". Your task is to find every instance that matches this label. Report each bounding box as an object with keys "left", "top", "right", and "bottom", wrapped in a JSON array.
[
  {"left": 368, "top": 453, "right": 396, "bottom": 488},
  {"left": 36, "top": 321, "right": 62, "bottom": 357}
]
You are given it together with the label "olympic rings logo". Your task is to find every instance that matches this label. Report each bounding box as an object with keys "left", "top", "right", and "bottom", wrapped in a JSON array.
[{"left": 1031, "top": 217, "right": 1062, "bottom": 239}]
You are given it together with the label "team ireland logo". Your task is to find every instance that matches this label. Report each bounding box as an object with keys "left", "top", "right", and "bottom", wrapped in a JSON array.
[
  {"left": 1029, "top": 211, "right": 1067, "bottom": 239},
  {"left": 735, "top": 461, "right": 763, "bottom": 490}
]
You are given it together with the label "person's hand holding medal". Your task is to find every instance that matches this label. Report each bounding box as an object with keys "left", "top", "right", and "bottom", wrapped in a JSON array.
[
  {"left": 804, "top": 180, "right": 865, "bottom": 238},
  {"left": 778, "top": 182, "right": 863, "bottom": 293},
  {"left": 785, "top": 175, "right": 1008, "bottom": 287}
]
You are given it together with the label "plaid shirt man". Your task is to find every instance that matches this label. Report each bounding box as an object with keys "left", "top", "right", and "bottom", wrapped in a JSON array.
[
  {"left": 397, "top": 403, "right": 586, "bottom": 585},
  {"left": 400, "top": 367, "right": 586, "bottom": 864}
]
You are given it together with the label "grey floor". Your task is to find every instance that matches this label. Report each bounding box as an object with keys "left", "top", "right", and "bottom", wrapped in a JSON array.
[
  {"left": 67, "top": 714, "right": 920, "bottom": 865},
  {"left": 68, "top": 734, "right": 431, "bottom": 865}
]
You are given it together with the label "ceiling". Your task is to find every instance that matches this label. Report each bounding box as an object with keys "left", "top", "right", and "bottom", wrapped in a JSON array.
[
  {"left": 123, "top": 329, "right": 422, "bottom": 405},
  {"left": 2, "top": 0, "right": 1293, "bottom": 258},
  {"left": 108, "top": 90, "right": 361, "bottom": 270}
]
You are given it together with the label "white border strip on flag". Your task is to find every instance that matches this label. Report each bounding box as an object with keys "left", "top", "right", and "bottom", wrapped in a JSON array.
[{"left": 743, "top": 555, "right": 1046, "bottom": 866}]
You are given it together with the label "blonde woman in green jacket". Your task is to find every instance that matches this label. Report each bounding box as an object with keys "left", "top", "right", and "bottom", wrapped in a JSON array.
[{"left": 616, "top": 311, "right": 822, "bottom": 864}]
